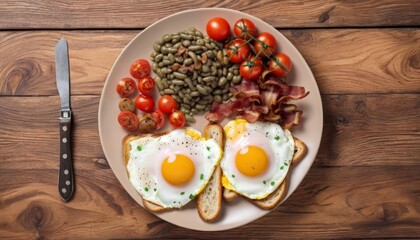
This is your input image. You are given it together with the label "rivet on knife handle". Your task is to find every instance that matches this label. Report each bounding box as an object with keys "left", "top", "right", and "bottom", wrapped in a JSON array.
[{"left": 59, "top": 110, "right": 74, "bottom": 201}]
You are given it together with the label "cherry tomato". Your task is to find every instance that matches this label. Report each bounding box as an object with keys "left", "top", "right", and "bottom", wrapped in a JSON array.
[
  {"left": 206, "top": 17, "right": 230, "bottom": 41},
  {"left": 116, "top": 77, "right": 136, "bottom": 97},
  {"left": 130, "top": 59, "right": 151, "bottom": 79},
  {"left": 151, "top": 109, "right": 165, "bottom": 129},
  {"left": 254, "top": 32, "right": 277, "bottom": 58},
  {"left": 138, "top": 76, "right": 156, "bottom": 96},
  {"left": 233, "top": 18, "right": 257, "bottom": 40},
  {"left": 158, "top": 95, "right": 179, "bottom": 114},
  {"left": 239, "top": 57, "right": 263, "bottom": 81},
  {"left": 168, "top": 110, "right": 186, "bottom": 128},
  {"left": 135, "top": 94, "right": 155, "bottom": 113},
  {"left": 117, "top": 111, "right": 139, "bottom": 131},
  {"left": 226, "top": 39, "right": 251, "bottom": 64},
  {"left": 269, "top": 53, "right": 292, "bottom": 77}
]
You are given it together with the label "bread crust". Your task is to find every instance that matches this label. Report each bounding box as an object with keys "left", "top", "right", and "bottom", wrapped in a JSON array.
[
  {"left": 143, "top": 199, "right": 166, "bottom": 212},
  {"left": 250, "top": 175, "right": 289, "bottom": 210},
  {"left": 196, "top": 124, "right": 224, "bottom": 221},
  {"left": 223, "top": 188, "right": 238, "bottom": 202},
  {"left": 197, "top": 166, "right": 222, "bottom": 221},
  {"left": 292, "top": 137, "right": 307, "bottom": 166}
]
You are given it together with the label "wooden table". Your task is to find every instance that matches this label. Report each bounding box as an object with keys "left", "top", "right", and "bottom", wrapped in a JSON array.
[{"left": 1, "top": 1, "right": 419, "bottom": 239}]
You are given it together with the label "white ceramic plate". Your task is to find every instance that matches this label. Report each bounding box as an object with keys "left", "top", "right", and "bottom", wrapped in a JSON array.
[{"left": 99, "top": 8, "right": 323, "bottom": 231}]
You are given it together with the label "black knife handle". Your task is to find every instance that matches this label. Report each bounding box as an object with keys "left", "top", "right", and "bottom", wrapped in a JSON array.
[{"left": 58, "top": 111, "right": 74, "bottom": 201}]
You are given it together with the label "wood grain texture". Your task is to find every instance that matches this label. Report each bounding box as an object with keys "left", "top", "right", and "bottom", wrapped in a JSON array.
[
  {"left": 1, "top": 1, "right": 419, "bottom": 238},
  {"left": 0, "top": 166, "right": 419, "bottom": 239},
  {"left": 0, "top": 0, "right": 419, "bottom": 29},
  {"left": 1, "top": 29, "right": 419, "bottom": 96},
  {"left": 0, "top": 94, "right": 418, "bottom": 171}
]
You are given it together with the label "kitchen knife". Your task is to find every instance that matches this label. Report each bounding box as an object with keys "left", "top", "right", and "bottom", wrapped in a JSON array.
[{"left": 55, "top": 38, "right": 74, "bottom": 201}]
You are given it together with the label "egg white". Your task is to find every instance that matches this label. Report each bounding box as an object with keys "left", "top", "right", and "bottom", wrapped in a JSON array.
[
  {"left": 221, "top": 120, "right": 294, "bottom": 199},
  {"left": 126, "top": 128, "right": 222, "bottom": 208}
]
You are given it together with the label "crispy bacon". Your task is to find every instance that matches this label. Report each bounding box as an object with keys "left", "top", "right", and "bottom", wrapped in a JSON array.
[
  {"left": 205, "top": 75, "right": 309, "bottom": 129},
  {"left": 282, "top": 110, "right": 303, "bottom": 129},
  {"left": 230, "top": 80, "right": 260, "bottom": 98},
  {"left": 242, "top": 110, "right": 261, "bottom": 123}
]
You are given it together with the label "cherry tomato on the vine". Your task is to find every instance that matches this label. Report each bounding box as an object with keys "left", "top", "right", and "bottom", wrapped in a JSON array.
[
  {"left": 233, "top": 18, "right": 257, "bottom": 40},
  {"left": 116, "top": 77, "right": 136, "bottom": 97},
  {"left": 158, "top": 95, "right": 179, "bottom": 114},
  {"left": 138, "top": 76, "right": 156, "bottom": 96},
  {"left": 269, "top": 53, "right": 292, "bottom": 77},
  {"left": 206, "top": 17, "right": 230, "bottom": 41},
  {"left": 254, "top": 32, "right": 277, "bottom": 58},
  {"left": 226, "top": 39, "right": 251, "bottom": 64},
  {"left": 239, "top": 57, "right": 263, "bottom": 81},
  {"left": 135, "top": 94, "right": 155, "bottom": 113},
  {"left": 117, "top": 111, "right": 139, "bottom": 131},
  {"left": 130, "top": 59, "right": 151, "bottom": 79},
  {"left": 168, "top": 110, "right": 186, "bottom": 128}
]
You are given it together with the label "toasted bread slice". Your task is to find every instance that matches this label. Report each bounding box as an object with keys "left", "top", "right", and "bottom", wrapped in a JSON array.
[
  {"left": 122, "top": 134, "right": 139, "bottom": 165},
  {"left": 197, "top": 124, "right": 224, "bottom": 221},
  {"left": 223, "top": 188, "right": 238, "bottom": 202},
  {"left": 292, "top": 137, "right": 307, "bottom": 166},
  {"left": 197, "top": 166, "right": 222, "bottom": 221},
  {"left": 251, "top": 175, "right": 289, "bottom": 210},
  {"left": 143, "top": 199, "right": 165, "bottom": 212}
]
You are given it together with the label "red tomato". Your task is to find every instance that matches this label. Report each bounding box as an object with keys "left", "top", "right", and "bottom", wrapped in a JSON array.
[
  {"left": 226, "top": 39, "right": 251, "bottom": 64},
  {"left": 130, "top": 59, "right": 151, "bottom": 79},
  {"left": 206, "top": 17, "right": 230, "bottom": 41},
  {"left": 158, "top": 95, "right": 179, "bottom": 114},
  {"left": 138, "top": 76, "right": 156, "bottom": 96},
  {"left": 151, "top": 109, "right": 165, "bottom": 129},
  {"left": 116, "top": 78, "right": 136, "bottom": 97},
  {"left": 269, "top": 53, "right": 292, "bottom": 77},
  {"left": 168, "top": 110, "right": 186, "bottom": 128},
  {"left": 233, "top": 18, "right": 257, "bottom": 40},
  {"left": 135, "top": 94, "right": 155, "bottom": 113},
  {"left": 117, "top": 111, "right": 139, "bottom": 131},
  {"left": 239, "top": 57, "right": 263, "bottom": 81},
  {"left": 254, "top": 32, "right": 277, "bottom": 58}
]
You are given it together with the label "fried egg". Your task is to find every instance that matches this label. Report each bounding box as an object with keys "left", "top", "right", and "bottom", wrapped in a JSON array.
[
  {"left": 221, "top": 119, "right": 294, "bottom": 199},
  {"left": 126, "top": 128, "right": 222, "bottom": 208}
]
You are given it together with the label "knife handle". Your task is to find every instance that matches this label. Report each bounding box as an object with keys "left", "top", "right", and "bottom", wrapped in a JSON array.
[{"left": 59, "top": 111, "right": 74, "bottom": 201}]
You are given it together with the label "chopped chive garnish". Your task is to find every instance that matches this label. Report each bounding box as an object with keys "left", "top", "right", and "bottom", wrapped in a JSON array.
[
  {"left": 189, "top": 194, "right": 195, "bottom": 200},
  {"left": 263, "top": 180, "right": 266, "bottom": 184},
  {"left": 206, "top": 146, "right": 211, "bottom": 151},
  {"left": 274, "top": 135, "right": 280, "bottom": 141},
  {"left": 180, "top": 192, "right": 185, "bottom": 195},
  {"left": 232, "top": 174, "right": 235, "bottom": 178},
  {"left": 144, "top": 187, "right": 149, "bottom": 192},
  {"left": 271, "top": 181, "right": 275, "bottom": 186},
  {"left": 137, "top": 146, "right": 142, "bottom": 151},
  {"left": 200, "top": 174, "right": 204, "bottom": 180},
  {"left": 285, "top": 162, "right": 288, "bottom": 166},
  {"left": 280, "top": 166, "right": 284, "bottom": 170}
]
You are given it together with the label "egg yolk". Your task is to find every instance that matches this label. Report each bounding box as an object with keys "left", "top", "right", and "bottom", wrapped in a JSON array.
[
  {"left": 161, "top": 154, "right": 195, "bottom": 185},
  {"left": 235, "top": 146, "right": 269, "bottom": 177}
]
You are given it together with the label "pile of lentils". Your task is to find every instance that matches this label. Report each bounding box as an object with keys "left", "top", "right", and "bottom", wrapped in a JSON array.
[{"left": 150, "top": 27, "right": 242, "bottom": 123}]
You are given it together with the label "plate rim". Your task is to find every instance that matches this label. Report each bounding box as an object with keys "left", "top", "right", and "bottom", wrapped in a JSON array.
[{"left": 98, "top": 7, "right": 323, "bottom": 231}]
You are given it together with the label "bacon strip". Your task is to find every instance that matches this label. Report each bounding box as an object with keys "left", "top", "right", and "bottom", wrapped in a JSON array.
[{"left": 205, "top": 76, "right": 309, "bottom": 129}]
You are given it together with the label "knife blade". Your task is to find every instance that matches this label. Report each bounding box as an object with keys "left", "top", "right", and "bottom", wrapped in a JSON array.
[{"left": 55, "top": 38, "right": 74, "bottom": 201}]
